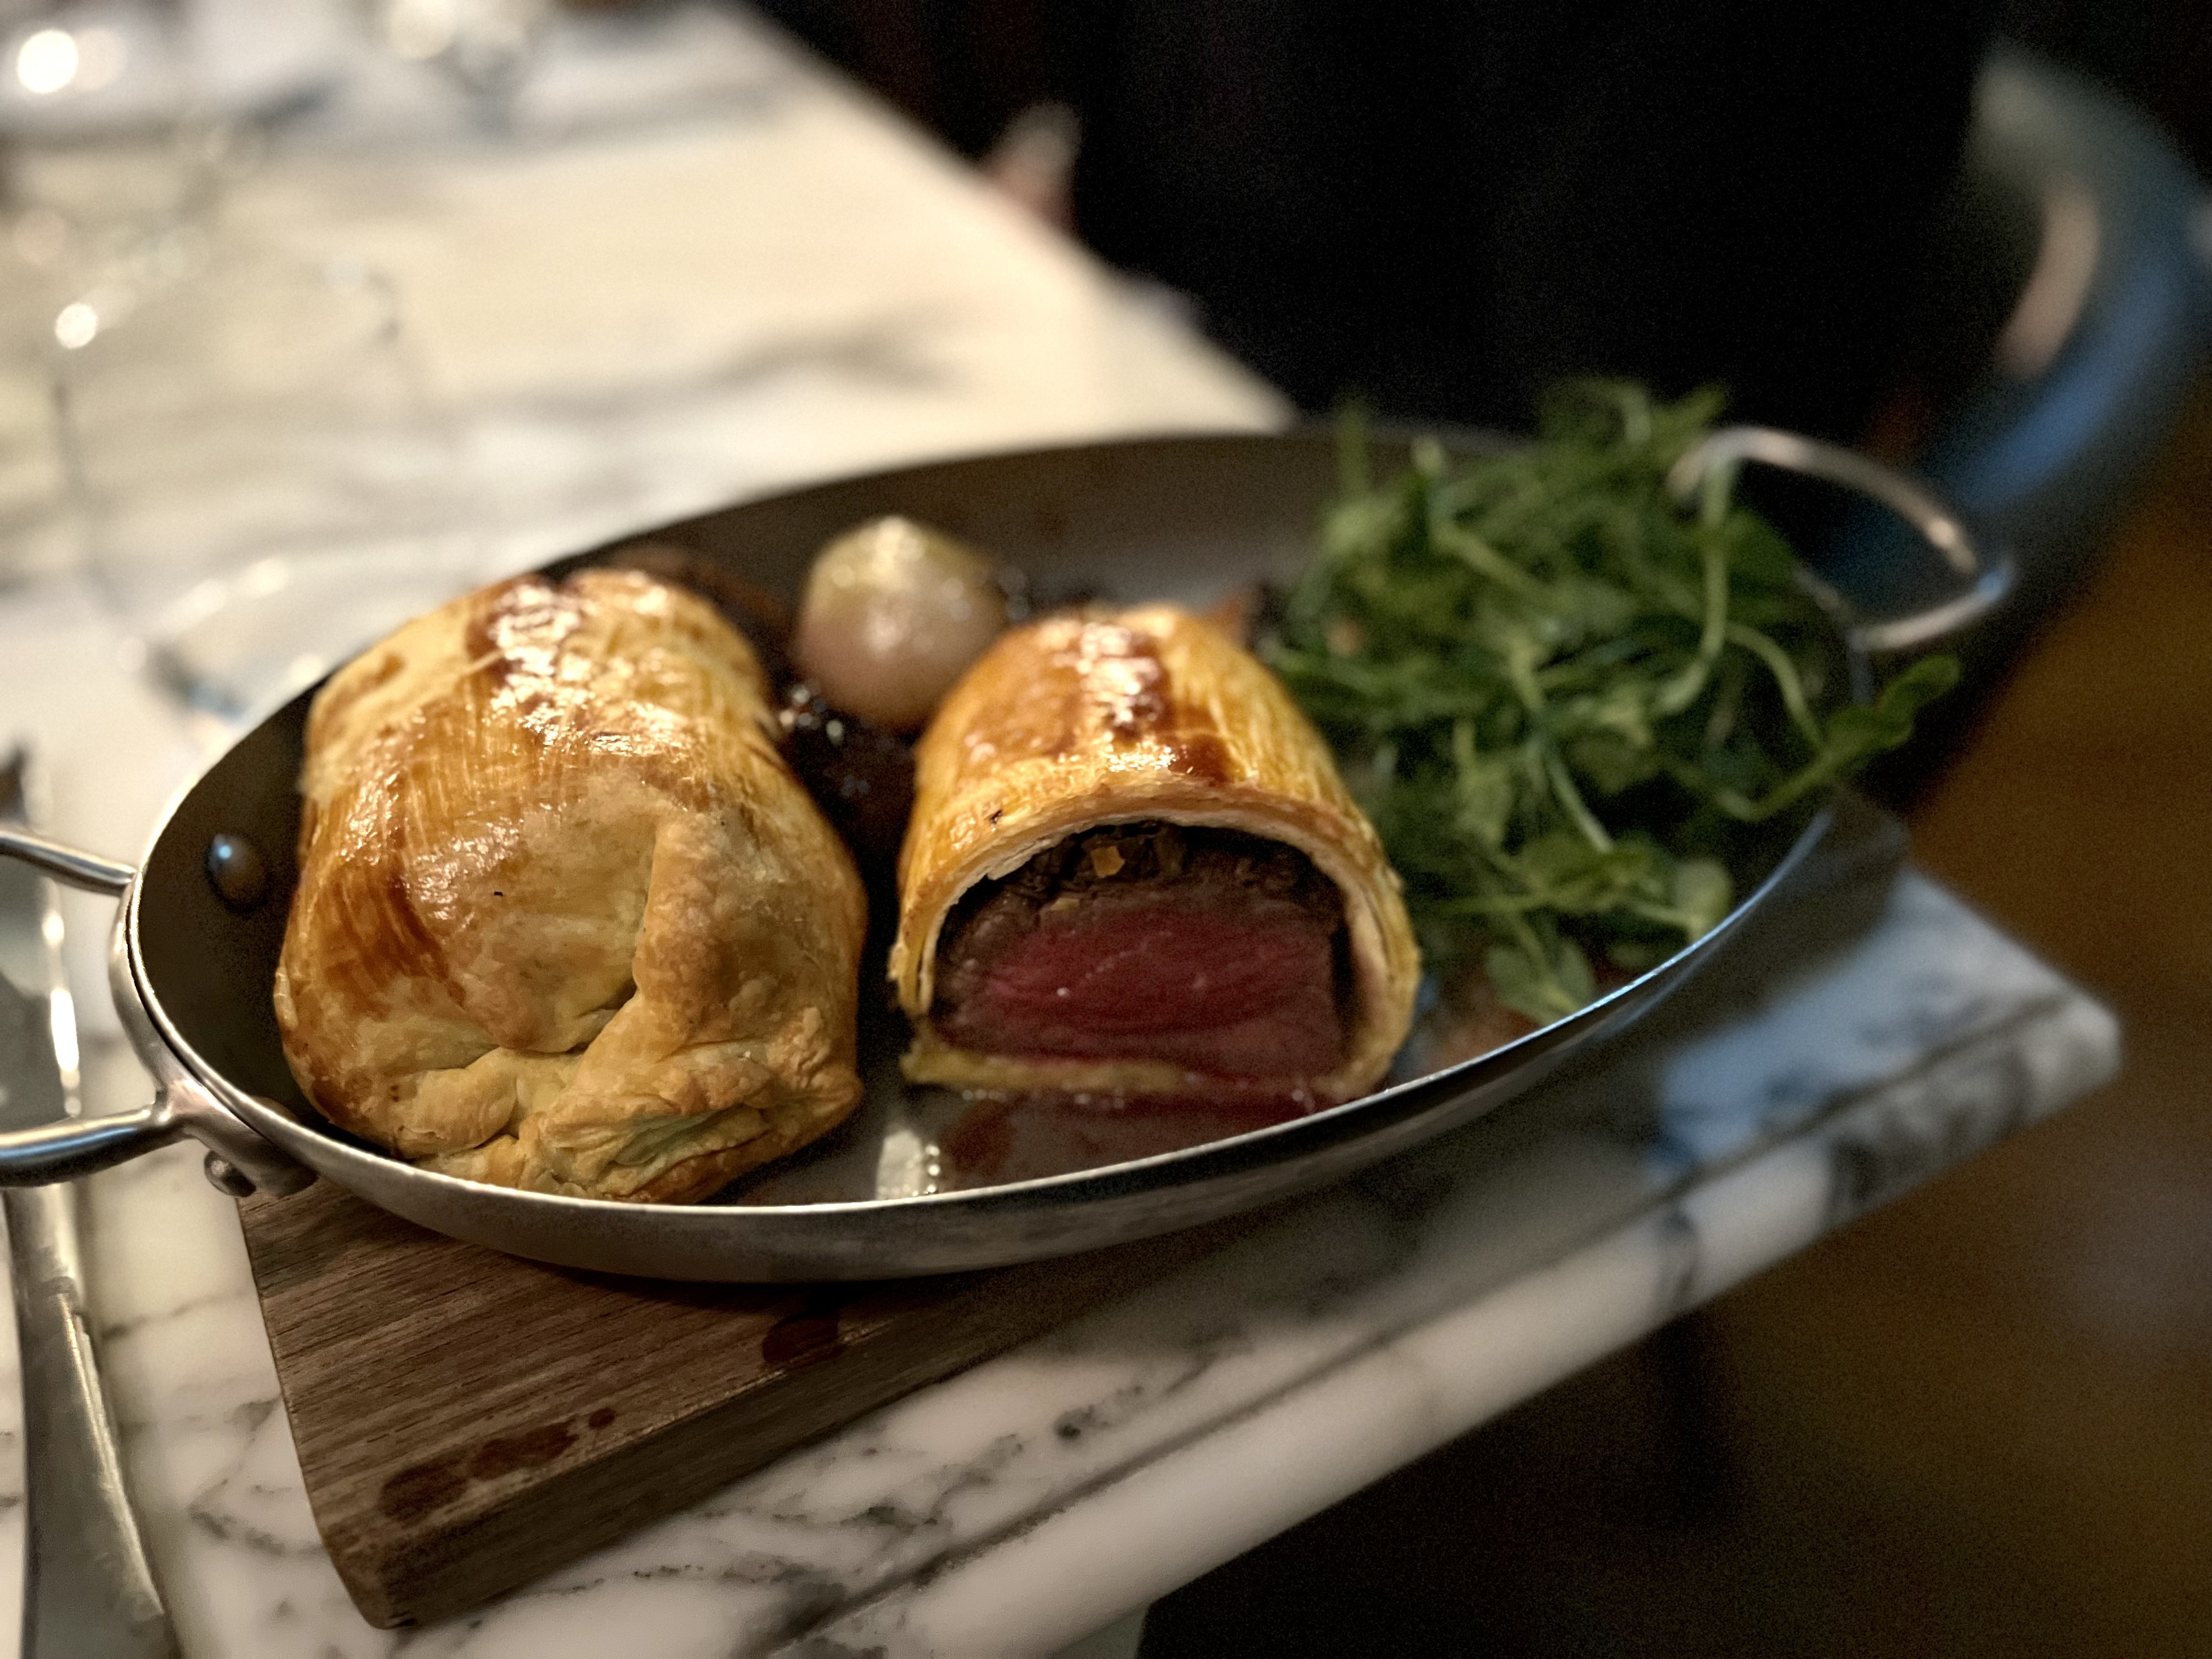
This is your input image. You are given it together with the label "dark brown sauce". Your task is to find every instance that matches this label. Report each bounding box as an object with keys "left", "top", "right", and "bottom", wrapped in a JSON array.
[
  {"left": 375, "top": 1416, "right": 583, "bottom": 1523},
  {"left": 377, "top": 1458, "right": 469, "bottom": 1524},
  {"left": 779, "top": 684, "right": 915, "bottom": 889},
  {"left": 761, "top": 1295, "right": 848, "bottom": 1368},
  {"left": 467, "top": 1421, "right": 578, "bottom": 1480},
  {"left": 930, "top": 1090, "right": 1322, "bottom": 1190},
  {"left": 601, "top": 540, "right": 794, "bottom": 685}
]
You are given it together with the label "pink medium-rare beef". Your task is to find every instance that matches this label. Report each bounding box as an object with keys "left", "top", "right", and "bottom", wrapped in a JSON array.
[
  {"left": 939, "top": 885, "right": 1344, "bottom": 1074},
  {"left": 931, "top": 823, "right": 1350, "bottom": 1080}
]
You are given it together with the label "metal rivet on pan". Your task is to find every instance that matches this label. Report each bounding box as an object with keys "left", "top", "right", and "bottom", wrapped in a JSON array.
[
  {"left": 202, "top": 1153, "right": 255, "bottom": 1198},
  {"left": 205, "top": 833, "right": 269, "bottom": 912}
]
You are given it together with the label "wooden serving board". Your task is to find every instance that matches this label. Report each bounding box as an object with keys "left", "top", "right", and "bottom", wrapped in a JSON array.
[
  {"left": 237, "top": 1185, "right": 1255, "bottom": 1628},
  {"left": 240, "top": 799, "right": 1908, "bottom": 1631}
]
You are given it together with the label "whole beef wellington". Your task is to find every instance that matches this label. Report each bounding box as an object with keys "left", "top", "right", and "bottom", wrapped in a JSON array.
[
  {"left": 274, "top": 569, "right": 868, "bottom": 1202},
  {"left": 890, "top": 605, "right": 1420, "bottom": 1105}
]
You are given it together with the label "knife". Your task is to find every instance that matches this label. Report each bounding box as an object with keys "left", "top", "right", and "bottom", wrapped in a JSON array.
[{"left": 0, "top": 747, "right": 178, "bottom": 1659}]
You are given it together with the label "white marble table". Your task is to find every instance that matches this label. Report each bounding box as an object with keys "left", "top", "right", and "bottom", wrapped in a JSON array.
[{"left": 0, "top": 8, "right": 2119, "bottom": 1656}]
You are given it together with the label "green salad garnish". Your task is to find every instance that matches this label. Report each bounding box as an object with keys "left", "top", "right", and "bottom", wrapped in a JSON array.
[{"left": 1266, "top": 382, "right": 1957, "bottom": 1023}]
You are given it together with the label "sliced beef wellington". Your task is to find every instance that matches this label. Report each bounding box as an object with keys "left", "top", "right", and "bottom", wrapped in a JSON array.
[{"left": 890, "top": 605, "right": 1419, "bottom": 1105}]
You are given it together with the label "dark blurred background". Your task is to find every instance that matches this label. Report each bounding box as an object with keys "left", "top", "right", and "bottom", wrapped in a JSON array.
[
  {"left": 752, "top": 0, "right": 2211, "bottom": 435},
  {"left": 740, "top": 4, "right": 2212, "bottom": 1654},
  {"left": 751, "top": 0, "right": 2212, "bottom": 181},
  {"left": 752, "top": 0, "right": 2212, "bottom": 766}
]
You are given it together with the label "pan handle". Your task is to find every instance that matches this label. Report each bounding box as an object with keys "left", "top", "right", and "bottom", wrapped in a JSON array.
[
  {"left": 1666, "top": 425, "right": 2015, "bottom": 653},
  {"left": 0, "top": 1070, "right": 309, "bottom": 1198},
  {"left": 0, "top": 828, "right": 313, "bottom": 1199},
  {"left": 0, "top": 1108, "right": 180, "bottom": 1184}
]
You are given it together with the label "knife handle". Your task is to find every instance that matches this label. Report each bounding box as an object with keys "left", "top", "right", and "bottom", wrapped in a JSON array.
[
  {"left": 0, "top": 828, "right": 132, "bottom": 898},
  {"left": 5, "top": 1184, "right": 179, "bottom": 1659}
]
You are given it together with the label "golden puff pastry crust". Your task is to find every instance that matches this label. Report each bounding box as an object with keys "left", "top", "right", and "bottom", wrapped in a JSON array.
[
  {"left": 890, "top": 604, "right": 1420, "bottom": 1103},
  {"left": 272, "top": 568, "right": 867, "bottom": 1203}
]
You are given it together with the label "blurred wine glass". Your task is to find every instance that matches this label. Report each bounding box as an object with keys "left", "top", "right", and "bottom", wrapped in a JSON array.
[
  {"left": 366, "top": 0, "right": 550, "bottom": 131},
  {"left": 52, "top": 248, "right": 484, "bottom": 716},
  {"left": 0, "top": 0, "right": 234, "bottom": 294}
]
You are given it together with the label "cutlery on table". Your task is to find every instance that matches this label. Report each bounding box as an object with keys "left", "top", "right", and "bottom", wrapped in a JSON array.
[{"left": 0, "top": 745, "right": 177, "bottom": 1659}]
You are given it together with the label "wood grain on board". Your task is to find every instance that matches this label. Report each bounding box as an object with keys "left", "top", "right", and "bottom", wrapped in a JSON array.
[
  {"left": 237, "top": 1182, "right": 1249, "bottom": 1628},
  {"left": 235, "top": 793, "right": 1911, "bottom": 1633}
]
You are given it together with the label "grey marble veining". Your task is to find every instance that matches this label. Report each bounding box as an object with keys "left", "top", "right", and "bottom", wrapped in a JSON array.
[
  {"left": 781, "top": 883, "right": 2112, "bottom": 1659},
  {"left": 0, "top": 619, "right": 2124, "bottom": 1659},
  {"left": 108, "top": 860, "right": 2090, "bottom": 1659},
  {"left": 0, "top": 706, "right": 2116, "bottom": 1659}
]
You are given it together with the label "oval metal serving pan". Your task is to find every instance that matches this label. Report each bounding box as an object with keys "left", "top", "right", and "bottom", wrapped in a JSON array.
[{"left": 28, "top": 430, "right": 1989, "bottom": 1279}]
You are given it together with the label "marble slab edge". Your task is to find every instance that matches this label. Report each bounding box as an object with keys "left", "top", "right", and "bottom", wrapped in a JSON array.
[{"left": 777, "top": 988, "right": 2119, "bottom": 1657}]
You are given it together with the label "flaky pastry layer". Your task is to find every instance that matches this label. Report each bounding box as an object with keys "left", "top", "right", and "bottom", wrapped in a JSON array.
[{"left": 273, "top": 569, "right": 866, "bottom": 1203}]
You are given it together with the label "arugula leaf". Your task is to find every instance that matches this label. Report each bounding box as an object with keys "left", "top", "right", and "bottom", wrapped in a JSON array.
[{"left": 1266, "top": 382, "right": 1957, "bottom": 1022}]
